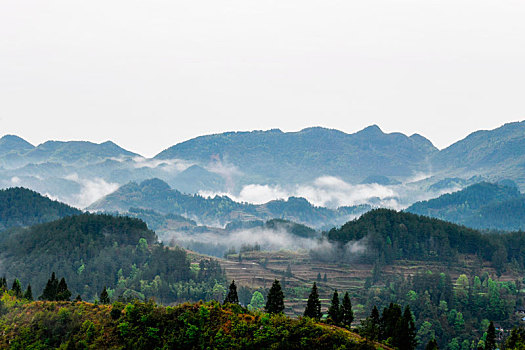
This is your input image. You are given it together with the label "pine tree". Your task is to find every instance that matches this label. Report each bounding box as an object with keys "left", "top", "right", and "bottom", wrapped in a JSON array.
[
  {"left": 327, "top": 290, "right": 341, "bottom": 324},
  {"left": 11, "top": 279, "right": 22, "bottom": 298},
  {"left": 485, "top": 321, "right": 497, "bottom": 350},
  {"left": 425, "top": 338, "right": 439, "bottom": 350},
  {"left": 381, "top": 303, "right": 402, "bottom": 340},
  {"left": 323, "top": 273, "right": 327, "bottom": 282},
  {"left": 265, "top": 279, "right": 285, "bottom": 314},
  {"left": 341, "top": 292, "right": 354, "bottom": 327},
  {"left": 100, "top": 286, "right": 110, "bottom": 304},
  {"left": 23, "top": 284, "right": 33, "bottom": 301},
  {"left": 316, "top": 272, "right": 321, "bottom": 282},
  {"left": 394, "top": 305, "right": 418, "bottom": 350},
  {"left": 304, "top": 282, "right": 322, "bottom": 320},
  {"left": 40, "top": 272, "right": 59, "bottom": 301},
  {"left": 56, "top": 277, "right": 71, "bottom": 301},
  {"left": 75, "top": 294, "right": 82, "bottom": 302},
  {"left": 224, "top": 280, "right": 239, "bottom": 304},
  {"left": 0, "top": 276, "right": 7, "bottom": 290}
]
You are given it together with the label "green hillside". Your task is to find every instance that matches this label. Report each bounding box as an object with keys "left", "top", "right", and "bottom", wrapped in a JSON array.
[
  {"left": 0, "top": 294, "right": 384, "bottom": 350},
  {"left": 406, "top": 182, "right": 525, "bottom": 231},
  {"left": 0, "top": 187, "right": 82, "bottom": 232},
  {"left": 0, "top": 214, "right": 224, "bottom": 303}
]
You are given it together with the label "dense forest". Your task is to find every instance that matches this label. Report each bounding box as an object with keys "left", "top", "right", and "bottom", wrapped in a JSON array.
[
  {"left": 0, "top": 214, "right": 225, "bottom": 303},
  {"left": 0, "top": 187, "right": 81, "bottom": 232},
  {"left": 407, "top": 182, "right": 525, "bottom": 231},
  {"left": 326, "top": 209, "right": 525, "bottom": 273}
]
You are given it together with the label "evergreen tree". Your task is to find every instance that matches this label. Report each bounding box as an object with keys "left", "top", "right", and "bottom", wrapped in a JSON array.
[
  {"left": 11, "top": 278, "right": 22, "bottom": 298},
  {"left": 425, "top": 338, "right": 439, "bottom": 350},
  {"left": 75, "top": 294, "right": 82, "bottom": 302},
  {"left": 56, "top": 277, "right": 71, "bottom": 301},
  {"left": 381, "top": 303, "right": 402, "bottom": 340},
  {"left": 224, "top": 280, "right": 239, "bottom": 304},
  {"left": 265, "top": 279, "right": 285, "bottom": 314},
  {"left": 394, "top": 305, "right": 417, "bottom": 350},
  {"left": 23, "top": 284, "right": 33, "bottom": 301},
  {"left": 360, "top": 305, "right": 380, "bottom": 340},
  {"left": 316, "top": 272, "right": 321, "bottom": 282},
  {"left": 341, "top": 292, "right": 354, "bottom": 327},
  {"left": 304, "top": 282, "right": 322, "bottom": 320},
  {"left": 327, "top": 290, "right": 341, "bottom": 324},
  {"left": 323, "top": 273, "right": 327, "bottom": 282},
  {"left": 0, "top": 276, "right": 7, "bottom": 290},
  {"left": 100, "top": 286, "right": 110, "bottom": 304},
  {"left": 485, "top": 321, "right": 496, "bottom": 350},
  {"left": 40, "top": 272, "right": 59, "bottom": 301}
]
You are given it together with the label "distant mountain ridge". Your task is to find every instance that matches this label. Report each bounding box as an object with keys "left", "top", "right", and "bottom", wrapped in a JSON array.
[
  {"left": 87, "top": 178, "right": 370, "bottom": 228},
  {"left": 406, "top": 182, "right": 525, "bottom": 231},
  {"left": 2, "top": 121, "right": 525, "bottom": 217},
  {"left": 0, "top": 136, "right": 138, "bottom": 168},
  {"left": 154, "top": 125, "right": 438, "bottom": 185}
]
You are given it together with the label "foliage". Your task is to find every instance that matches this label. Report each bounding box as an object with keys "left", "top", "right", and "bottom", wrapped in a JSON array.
[
  {"left": 0, "top": 214, "right": 225, "bottom": 303},
  {"left": 0, "top": 187, "right": 81, "bottom": 232},
  {"left": 407, "top": 182, "right": 525, "bottom": 231},
  {"left": 0, "top": 296, "right": 385, "bottom": 349},
  {"left": 304, "top": 282, "right": 322, "bottom": 320},
  {"left": 265, "top": 280, "right": 285, "bottom": 314}
]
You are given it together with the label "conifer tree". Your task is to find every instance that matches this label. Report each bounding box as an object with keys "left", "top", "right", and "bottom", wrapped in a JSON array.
[
  {"left": 316, "top": 272, "right": 321, "bottom": 282},
  {"left": 11, "top": 278, "right": 22, "bottom": 298},
  {"left": 40, "top": 272, "right": 59, "bottom": 301},
  {"left": 224, "top": 280, "right": 239, "bottom": 304},
  {"left": 328, "top": 290, "right": 341, "bottom": 324},
  {"left": 0, "top": 276, "right": 7, "bottom": 290},
  {"left": 323, "top": 273, "right": 327, "bottom": 282},
  {"left": 23, "top": 284, "right": 33, "bottom": 301},
  {"left": 381, "top": 303, "right": 402, "bottom": 340},
  {"left": 75, "top": 294, "right": 82, "bottom": 302},
  {"left": 100, "top": 286, "right": 110, "bottom": 304},
  {"left": 265, "top": 279, "right": 285, "bottom": 314},
  {"left": 56, "top": 277, "right": 71, "bottom": 301},
  {"left": 341, "top": 292, "right": 354, "bottom": 327},
  {"left": 304, "top": 282, "right": 322, "bottom": 320},
  {"left": 394, "top": 305, "right": 418, "bottom": 350},
  {"left": 485, "top": 321, "right": 496, "bottom": 350}
]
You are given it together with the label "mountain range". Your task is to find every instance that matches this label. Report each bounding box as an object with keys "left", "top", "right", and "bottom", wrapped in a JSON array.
[{"left": 1, "top": 121, "right": 524, "bottom": 218}]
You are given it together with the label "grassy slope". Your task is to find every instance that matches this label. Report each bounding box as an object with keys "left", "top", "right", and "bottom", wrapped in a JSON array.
[{"left": 0, "top": 293, "right": 388, "bottom": 349}]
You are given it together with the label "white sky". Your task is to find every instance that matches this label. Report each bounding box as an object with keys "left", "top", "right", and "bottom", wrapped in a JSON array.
[{"left": 1, "top": 0, "right": 524, "bottom": 157}]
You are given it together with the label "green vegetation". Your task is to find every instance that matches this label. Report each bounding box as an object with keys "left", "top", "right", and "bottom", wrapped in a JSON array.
[
  {"left": 407, "top": 182, "right": 525, "bottom": 231},
  {"left": 0, "top": 213, "right": 225, "bottom": 303},
  {"left": 326, "top": 208, "right": 525, "bottom": 274},
  {"left": 0, "top": 291, "right": 383, "bottom": 349},
  {"left": 0, "top": 187, "right": 81, "bottom": 232}
]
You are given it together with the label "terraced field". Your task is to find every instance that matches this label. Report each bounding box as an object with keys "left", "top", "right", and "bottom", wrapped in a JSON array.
[{"left": 188, "top": 249, "right": 522, "bottom": 318}]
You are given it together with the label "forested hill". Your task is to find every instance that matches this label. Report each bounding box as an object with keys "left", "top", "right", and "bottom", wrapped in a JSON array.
[
  {"left": 88, "top": 178, "right": 370, "bottom": 228},
  {"left": 0, "top": 187, "right": 82, "bottom": 231},
  {"left": 406, "top": 182, "right": 525, "bottom": 231},
  {"left": 0, "top": 213, "right": 206, "bottom": 302},
  {"left": 326, "top": 209, "right": 525, "bottom": 272},
  {"left": 154, "top": 126, "right": 437, "bottom": 184}
]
